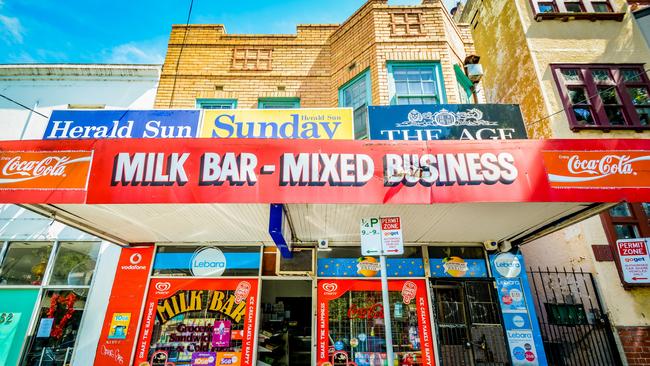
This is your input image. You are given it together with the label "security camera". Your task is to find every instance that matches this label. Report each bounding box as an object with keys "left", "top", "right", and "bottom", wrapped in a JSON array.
[
  {"left": 318, "top": 239, "right": 329, "bottom": 250},
  {"left": 483, "top": 240, "right": 498, "bottom": 251},
  {"left": 499, "top": 240, "right": 513, "bottom": 253}
]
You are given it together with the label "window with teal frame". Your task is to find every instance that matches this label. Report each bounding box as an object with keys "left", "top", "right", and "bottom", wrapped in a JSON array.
[
  {"left": 339, "top": 69, "right": 371, "bottom": 139},
  {"left": 455, "top": 64, "right": 474, "bottom": 104},
  {"left": 258, "top": 98, "right": 300, "bottom": 109},
  {"left": 387, "top": 62, "right": 446, "bottom": 105},
  {"left": 196, "top": 99, "right": 237, "bottom": 109}
]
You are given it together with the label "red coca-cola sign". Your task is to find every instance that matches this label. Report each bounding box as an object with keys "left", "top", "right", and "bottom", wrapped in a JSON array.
[
  {"left": 347, "top": 303, "right": 383, "bottom": 319},
  {"left": 0, "top": 150, "right": 92, "bottom": 190}
]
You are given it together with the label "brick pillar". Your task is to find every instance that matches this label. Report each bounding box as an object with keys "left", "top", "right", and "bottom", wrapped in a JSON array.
[{"left": 617, "top": 326, "right": 650, "bottom": 365}]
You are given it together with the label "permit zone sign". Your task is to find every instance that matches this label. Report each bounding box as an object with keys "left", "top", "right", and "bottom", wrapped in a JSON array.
[
  {"left": 616, "top": 238, "right": 650, "bottom": 285},
  {"left": 360, "top": 217, "right": 404, "bottom": 255}
]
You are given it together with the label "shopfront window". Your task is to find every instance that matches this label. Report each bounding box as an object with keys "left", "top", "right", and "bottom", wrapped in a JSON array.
[
  {"left": 317, "top": 246, "right": 424, "bottom": 277},
  {"left": 20, "top": 289, "right": 88, "bottom": 366},
  {"left": 153, "top": 245, "right": 261, "bottom": 277},
  {"left": 317, "top": 280, "right": 435, "bottom": 365},
  {"left": 0, "top": 242, "right": 53, "bottom": 286},
  {"left": 49, "top": 242, "right": 100, "bottom": 286}
]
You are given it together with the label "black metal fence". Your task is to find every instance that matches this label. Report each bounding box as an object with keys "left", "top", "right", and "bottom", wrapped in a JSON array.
[{"left": 528, "top": 267, "right": 622, "bottom": 366}]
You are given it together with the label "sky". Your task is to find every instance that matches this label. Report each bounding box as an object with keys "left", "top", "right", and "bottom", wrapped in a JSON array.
[{"left": 0, "top": 0, "right": 459, "bottom": 64}]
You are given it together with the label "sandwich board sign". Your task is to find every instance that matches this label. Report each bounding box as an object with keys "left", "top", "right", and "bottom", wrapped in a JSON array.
[{"left": 360, "top": 217, "right": 403, "bottom": 255}]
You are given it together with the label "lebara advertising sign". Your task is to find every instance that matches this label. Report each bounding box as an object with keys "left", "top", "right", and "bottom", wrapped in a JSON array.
[
  {"left": 44, "top": 110, "right": 201, "bottom": 139},
  {"left": 200, "top": 108, "right": 354, "bottom": 139},
  {"left": 367, "top": 104, "right": 527, "bottom": 141}
]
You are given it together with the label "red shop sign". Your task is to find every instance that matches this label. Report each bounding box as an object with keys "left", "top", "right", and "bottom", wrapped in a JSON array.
[
  {"left": 317, "top": 279, "right": 435, "bottom": 366},
  {"left": 2, "top": 138, "right": 650, "bottom": 204}
]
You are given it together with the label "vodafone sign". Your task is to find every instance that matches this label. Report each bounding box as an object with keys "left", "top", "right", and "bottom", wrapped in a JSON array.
[{"left": 2, "top": 138, "right": 650, "bottom": 204}]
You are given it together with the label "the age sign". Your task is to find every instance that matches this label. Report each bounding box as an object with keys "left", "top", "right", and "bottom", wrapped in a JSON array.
[{"left": 616, "top": 239, "right": 650, "bottom": 285}]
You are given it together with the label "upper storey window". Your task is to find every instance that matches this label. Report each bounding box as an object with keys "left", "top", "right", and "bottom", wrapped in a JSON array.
[
  {"left": 232, "top": 48, "right": 272, "bottom": 71},
  {"left": 552, "top": 64, "right": 650, "bottom": 131},
  {"left": 532, "top": 0, "right": 624, "bottom": 21},
  {"left": 387, "top": 62, "right": 446, "bottom": 105},
  {"left": 389, "top": 11, "right": 423, "bottom": 36}
]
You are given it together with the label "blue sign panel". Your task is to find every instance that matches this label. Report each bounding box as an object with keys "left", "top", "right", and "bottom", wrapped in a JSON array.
[
  {"left": 317, "top": 257, "right": 425, "bottom": 277},
  {"left": 44, "top": 110, "right": 200, "bottom": 139},
  {"left": 367, "top": 104, "right": 527, "bottom": 141},
  {"left": 490, "top": 251, "right": 547, "bottom": 366},
  {"left": 153, "top": 252, "right": 260, "bottom": 270},
  {"left": 429, "top": 257, "right": 488, "bottom": 278}
]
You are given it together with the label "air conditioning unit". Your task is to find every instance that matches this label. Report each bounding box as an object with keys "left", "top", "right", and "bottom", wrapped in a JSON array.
[
  {"left": 466, "top": 63, "right": 484, "bottom": 83},
  {"left": 276, "top": 248, "right": 315, "bottom": 276}
]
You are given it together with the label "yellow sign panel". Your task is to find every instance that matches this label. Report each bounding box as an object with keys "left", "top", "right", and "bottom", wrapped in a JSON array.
[{"left": 200, "top": 108, "right": 354, "bottom": 139}]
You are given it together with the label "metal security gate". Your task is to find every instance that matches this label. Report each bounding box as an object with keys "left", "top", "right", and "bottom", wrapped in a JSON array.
[
  {"left": 528, "top": 267, "right": 622, "bottom": 366},
  {"left": 430, "top": 279, "right": 510, "bottom": 366}
]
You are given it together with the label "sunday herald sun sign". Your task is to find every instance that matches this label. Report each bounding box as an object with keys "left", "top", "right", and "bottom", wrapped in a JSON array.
[{"left": 1, "top": 138, "right": 650, "bottom": 204}]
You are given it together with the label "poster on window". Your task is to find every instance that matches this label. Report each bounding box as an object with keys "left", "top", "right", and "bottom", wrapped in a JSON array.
[
  {"left": 134, "top": 278, "right": 259, "bottom": 366},
  {"left": 316, "top": 279, "right": 434, "bottom": 366}
]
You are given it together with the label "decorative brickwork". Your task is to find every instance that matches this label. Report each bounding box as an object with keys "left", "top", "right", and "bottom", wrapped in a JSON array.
[
  {"left": 155, "top": 0, "right": 480, "bottom": 109},
  {"left": 617, "top": 326, "right": 650, "bottom": 365}
]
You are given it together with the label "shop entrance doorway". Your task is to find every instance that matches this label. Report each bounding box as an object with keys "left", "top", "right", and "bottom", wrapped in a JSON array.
[
  {"left": 257, "top": 279, "right": 312, "bottom": 366},
  {"left": 430, "top": 279, "right": 510, "bottom": 366}
]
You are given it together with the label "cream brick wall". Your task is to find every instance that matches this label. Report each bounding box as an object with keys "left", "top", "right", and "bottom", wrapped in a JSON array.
[{"left": 155, "top": 0, "right": 480, "bottom": 109}]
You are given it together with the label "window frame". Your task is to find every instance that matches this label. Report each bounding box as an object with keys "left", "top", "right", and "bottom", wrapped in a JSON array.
[
  {"left": 530, "top": 0, "right": 624, "bottom": 21},
  {"left": 601, "top": 202, "right": 650, "bottom": 288},
  {"left": 387, "top": 61, "right": 447, "bottom": 106},
  {"left": 551, "top": 64, "right": 650, "bottom": 131},
  {"left": 338, "top": 69, "right": 372, "bottom": 140},
  {"left": 257, "top": 97, "right": 300, "bottom": 109},
  {"left": 196, "top": 98, "right": 237, "bottom": 109}
]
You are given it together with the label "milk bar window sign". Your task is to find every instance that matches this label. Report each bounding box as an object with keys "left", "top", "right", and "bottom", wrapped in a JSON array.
[{"left": 616, "top": 238, "right": 650, "bottom": 285}]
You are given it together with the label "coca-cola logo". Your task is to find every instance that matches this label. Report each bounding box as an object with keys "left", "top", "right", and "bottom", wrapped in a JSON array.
[
  {"left": 568, "top": 155, "right": 634, "bottom": 176},
  {"left": 0, "top": 153, "right": 91, "bottom": 184},
  {"left": 347, "top": 303, "right": 383, "bottom": 319}
]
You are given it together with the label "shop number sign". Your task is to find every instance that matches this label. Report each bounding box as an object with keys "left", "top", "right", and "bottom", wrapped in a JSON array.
[
  {"left": 360, "top": 217, "right": 403, "bottom": 255},
  {"left": 616, "top": 238, "right": 650, "bottom": 284}
]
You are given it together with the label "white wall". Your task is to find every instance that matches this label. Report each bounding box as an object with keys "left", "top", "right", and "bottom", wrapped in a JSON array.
[{"left": 0, "top": 64, "right": 160, "bottom": 141}]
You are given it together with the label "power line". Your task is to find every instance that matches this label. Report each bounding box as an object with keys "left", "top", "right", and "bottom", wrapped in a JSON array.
[
  {"left": 0, "top": 93, "right": 49, "bottom": 119},
  {"left": 168, "top": 0, "right": 195, "bottom": 108}
]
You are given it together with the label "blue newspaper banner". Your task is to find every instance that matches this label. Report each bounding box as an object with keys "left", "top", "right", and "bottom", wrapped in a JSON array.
[
  {"left": 153, "top": 252, "right": 260, "bottom": 270},
  {"left": 317, "top": 257, "right": 425, "bottom": 277},
  {"left": 43, "top": 110, "right": 200, "bottom": 139},
  {"left": 367, "top": 104, "right": 527, "bottom": 141},
  {"left": 490, "top": 251, "right": 547, "bottom": 366}
]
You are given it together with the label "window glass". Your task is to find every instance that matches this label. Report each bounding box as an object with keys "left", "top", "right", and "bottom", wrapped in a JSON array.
[
  {"left": 609, "top": 203, "right": 632, "bottom": 217},
  {"left": 49, "top": 242, "right": 100, "bottom": 286},
  {"left": 591, "top": 2, "right": 612, "bottom": 12},
  {"left": 568, "top": 87, "right": 588, "bottom": 104},
  {"left": 153, "top": 245, "right": 261, "bottom": 277},
  {"left": 20, "top": 289, "right": 89, "bottom": 366},
  {"left": 561, "top": 69, "right": 581, "bottom": 82},
  {"left": 259, "top": 99, "right": 300, "bottom": 109},
  {"left": 614, "top": 224, "right": 640, "bottom": 239},
  {"left": 538, "top": 2, "right": 556, "bottom": 12},
  {"left": 628, "top": 87, "right": 650, "bottom": 105},
  {"left": 197, "top": 99, "right": 237, "bottom": 109},
  {"left": 340, "top": 72, "right": 370, "bottom": 139},
  {"left": 565, "top": 2, "right": 584, "bottom": 12},
  {"left": 637, "top": 108, "right": 650, "bottom": 126},
  {"left": 0, "top": 242, "right": 53, "bottom": 286},
  {"left": 573, "top": 107, "right": 595, "bottom": 125},
  {"left": 643, "top": 203, "right": 650, "bottom": 217},
  {"left": 622, "top": 69, "right": 642, "bottom": 82},
  {"left": 390, "top": 64, "right": 442, "bottom": 106},
  {"left": 591, "top": 69, "right": 613, "bottom": 83}
]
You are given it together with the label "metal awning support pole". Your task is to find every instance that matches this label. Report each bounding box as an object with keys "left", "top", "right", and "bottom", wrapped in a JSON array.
[{"left": 380, "top": 254, "right": 395, "bottom": 364}]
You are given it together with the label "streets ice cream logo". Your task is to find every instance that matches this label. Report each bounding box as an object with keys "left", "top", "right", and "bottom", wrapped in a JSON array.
[
  {"left": 397, "top": 109, "right": 498, "bottom": 128},
  {"left": 549, "top": 154, "right": 647, "bottom": 183},
  {"left": 442, "top": 256, "right": 468, "bottom": 277},
  {"left": 154, "top": 281, "right": 171, "bottom": 295},
  {"left": 357, "top": 257, "right": 381, "bottom": 277},
  {"left": 321, "top": 282, "right": 338, "bottom": 295}
]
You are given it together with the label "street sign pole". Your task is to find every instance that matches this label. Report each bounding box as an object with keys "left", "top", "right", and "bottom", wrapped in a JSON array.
[{"left": 380, "top": 254, "right": 395, "bottom": 364}]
